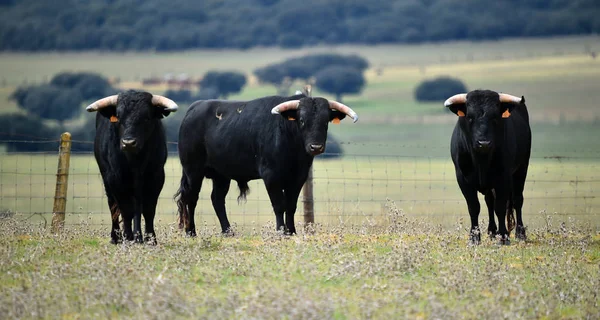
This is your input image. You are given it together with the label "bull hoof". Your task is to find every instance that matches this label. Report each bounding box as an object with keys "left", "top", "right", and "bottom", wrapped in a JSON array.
[
  {"left": 469, "top": 230, "right": 481, "bottom": 245},
  {"left": 221, "top": 229, "right": 235, "bottom": 237},
  {"left": 487, "top": 229, "right": 497, "bottom": 239},
  {"left": 133, "top": 233, "right": 144, "bottom": 244},
  {"left": 516, "top": 226, "right": 527, "bottom": 241},
  {"left": 498, "top": 235, "right": 511, "bottom": 246},
  {"left": 110, "top": 232, "right": 122, "bottom": 245},
  {"left": 145, "top": 234, "right": 157, "bottom": 245},
  {"left": 186, "top": 230, "right": 197, "bottom": 237}
]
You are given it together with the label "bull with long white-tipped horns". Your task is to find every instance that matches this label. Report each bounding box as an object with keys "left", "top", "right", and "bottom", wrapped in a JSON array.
[
  {"left": 87, "top": 90, "right": 177, "bottom": 244},
  {"left": 175, "top": 86, "right": 358, "bottom": 236},
  {"left": 445, "top": 89, "right": 531, "bottom": 245}
]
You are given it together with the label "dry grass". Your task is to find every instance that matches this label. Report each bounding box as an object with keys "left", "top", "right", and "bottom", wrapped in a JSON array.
[{"left": 1, "top": 202, "right": 598, "bottom": 319}]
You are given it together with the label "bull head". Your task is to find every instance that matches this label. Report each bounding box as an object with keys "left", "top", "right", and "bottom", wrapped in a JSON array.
[
  {"left": 86, "top": 91, "right": 178, "bottom": 152},
  {"left": 271, "top": 97, "right": 358, "bottom": 155},
  {"left": 444, "top": 90, "right": 525, "bottom": 154}
]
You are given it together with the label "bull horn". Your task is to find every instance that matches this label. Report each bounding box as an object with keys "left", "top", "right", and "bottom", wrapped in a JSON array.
[
  {"left": 443, "top": 93, "right": 467, "bottom": 107},
  {"left": 152, "top": 95, "right": 178, "bottom": 112},
  {"left": 86, "top": 95, "right": 118, "bottom": 112},
  {"left": 271, "top": 100, "right": 300, "bottom": 114},
  {"left": 329, "top": 100, "right": 359, "bottom": 123},
  {"left": 499, "top": 93, "right": 522, "bottom": 104}
]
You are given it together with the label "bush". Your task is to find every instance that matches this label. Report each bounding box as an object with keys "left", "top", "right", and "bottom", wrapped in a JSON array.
[
  {"left": 414, "top": 77, "right": 468, "bottom": 102},
  {"left": 321, "top": 134, "right": 343, "bottom": 159},
  {"left": 15, "top": 84, "right": 83, "bottom": 124},
  {"left": 50, "top": 72, "right": 115, "bottom": 100},
  {"left": 254, "top": 54, "right": 369, "bottom": 87},
  {"left": 198, "top": 71, "right": 246, "bottom": 99},
  {"left": 314, "top": 66, "right": 365, "bottom": 102},
  {"left": 0, "top": 114, "right": 60, "bottom": 152}
]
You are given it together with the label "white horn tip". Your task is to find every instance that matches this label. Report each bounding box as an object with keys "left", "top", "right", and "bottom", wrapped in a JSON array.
[
  {"left": 86, "top": 105, "right": 97, "bottom": 112},
  {"left": 351, "top": 112, "right": 359, "bottom": 123},
  {"left": 271, "top": 107, "right": 280, "bottom": 114}
]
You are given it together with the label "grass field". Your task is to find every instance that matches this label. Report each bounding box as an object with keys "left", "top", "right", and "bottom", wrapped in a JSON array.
[
  {"left": 1, "top": 35, "right": 600, "bottom": 232},
  {"left": 1, "top": 215, "right": 598, "bottom": 319},
  {"left": 1, "top": 36, "right": 600, "bottom": 319}
]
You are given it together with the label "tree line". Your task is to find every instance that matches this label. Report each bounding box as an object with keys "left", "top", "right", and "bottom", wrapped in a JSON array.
[{"left": 0, "top": 0, "right": 598, "bottom": 51}]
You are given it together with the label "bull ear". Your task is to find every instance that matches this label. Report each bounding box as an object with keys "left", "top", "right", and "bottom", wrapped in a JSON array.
[
  {"left": 329, "top": 109, "right": 347, "bottom": 124},
  {"left": 447, "top": 103, "right": 466, "bottom": 117},
  {"left": 280, "top": 109, "right": 298, "bottom": 121},
  {"left": 154, "top": 109, "right": 172, "bottom": 119},
  {"left": 444, "top": 93, "right": 467, "bottom": 117},
  {"left": 98, "top": 106, "right": 118, "bottom": 121},
  {"left": 500, "top": 95, "right": 525, "bottom": 118}
]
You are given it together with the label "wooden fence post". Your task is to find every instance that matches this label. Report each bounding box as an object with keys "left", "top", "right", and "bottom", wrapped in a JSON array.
[
  {"left": 51, "top": 132, "right": 72, "bottom": 233},
  {"left": 303, "top": 166, "right": 315, "bottom": 225},
  {"left": 302, "top": 84, "right": 315, "bottom": 227}
]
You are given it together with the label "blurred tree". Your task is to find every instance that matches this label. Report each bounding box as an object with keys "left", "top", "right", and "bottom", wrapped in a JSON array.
[
  {"left": 314, "top": 66, "right": 365, "bottom": 102},
  {"left": 320, "top": 133, "right": 343, "bottom": 159},
  {"left": 1, "top": 0, "right": 600, "bottom": 51},
  {"left": 10, "top": 72, "right": 115, "bottom": 129},
  {"left": 198, "top": 71, "right": 247, "bottom": 99},
  {"left": 0, "top": 114, "right": 60, "bottom": 151},
  {"left": 164, "top": 89, "right": 194, "bottom": 104},
  {"left": 50, "top": 72, "right": 115, "bottom": 100},
  {"left": 414, "top": 77, "right": 468, "bottom": 103},
  {"left": 12, "top": 85, "right": 83, "bottom": 127},
  {"left": 254, "top": 54, "right": 369, "bottom": 94}
]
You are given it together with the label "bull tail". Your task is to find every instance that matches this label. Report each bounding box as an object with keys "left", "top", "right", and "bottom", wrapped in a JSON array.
[
  {"left": 237, "top": 181, "right": 250, "bottom": 204},
  {"left": 174, "top": 173, "right": 189, "bottom": 230}
]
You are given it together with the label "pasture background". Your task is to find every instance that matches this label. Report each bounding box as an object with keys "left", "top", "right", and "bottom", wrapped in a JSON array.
[{"left": 1, "top": 36, "right": 600, "bottom": 232}]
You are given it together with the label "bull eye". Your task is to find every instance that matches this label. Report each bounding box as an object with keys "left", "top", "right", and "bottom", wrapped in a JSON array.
[{"left": 299, "top": 118, "right": 305, "bottom": 127}]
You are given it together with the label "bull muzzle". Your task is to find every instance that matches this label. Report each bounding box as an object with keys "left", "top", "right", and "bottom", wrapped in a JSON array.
[
  {"left": 309, "top": 144, "right": 325, "bottom": 155},
  {"left": 121, "top": 138, "right": 138, "bottom": 151},
  {"left": 476, "top": 140, "right": 492, "bottom": 151}
]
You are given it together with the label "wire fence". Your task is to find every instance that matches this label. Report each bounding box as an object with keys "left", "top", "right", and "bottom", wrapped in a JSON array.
[{"left": 0, "top": 139, "right": 599, "bottom": 231}]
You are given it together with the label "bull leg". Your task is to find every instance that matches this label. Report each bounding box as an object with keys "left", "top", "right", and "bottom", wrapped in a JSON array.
[
  {"left": 484, "top": 190, "right": 497, "bottom": 238},
  {"left": 458, "top": 175, "right": 481, "bottom": 245},
  {"left": 133, "top": 211, "right": 143, "bottom": 244},
  {"left": 494, "top": 188, "right": 511, "bottom": 245},
  {"left": 176, "top": 167, "right": 205, "bottom": 237},
  {"left": 117, "top": 198, "right": 136, "bottom": 242},
  {"left": 264, "top": 180, "right": 286, "bottom": 232},
  {"left": 142, "top": 169, "right": 164, "bottom": 245},
  {"left": 513, "top": 167, "right": 529, "bottom": 241},
  {"left": 211, "top": 175, "right": 232, "bottom": 234},
  {"left": 108, "top": 196, "right": 122, "bottom": 244},
  {"left": 123, "top": 217, "right": 134, "bottom": 242},
  {"left": 283, "top": 184, "right": 303, "bottom": 235}
]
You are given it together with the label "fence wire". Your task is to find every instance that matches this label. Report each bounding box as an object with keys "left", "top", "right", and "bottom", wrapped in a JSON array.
[{"left": 0, "top": 140, "right": 599, "bottom": 231}]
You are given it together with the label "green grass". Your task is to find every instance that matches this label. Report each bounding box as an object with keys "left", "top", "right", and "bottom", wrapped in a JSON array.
[{"left": 0, "top": 216, "right": 598, "bottom": 319}]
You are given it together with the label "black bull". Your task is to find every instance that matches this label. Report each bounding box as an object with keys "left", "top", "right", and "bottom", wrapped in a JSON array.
[
  {"left": 175, "top": 94, "right": 358, "bottom": 235},
  {"left": 87, "top": 90, "right": 177, "bottom": 244},
  {"left": 446, "top": 90, "right": 532, "bottom": 245}
]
